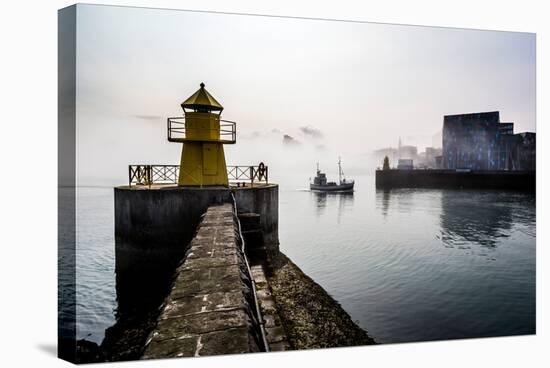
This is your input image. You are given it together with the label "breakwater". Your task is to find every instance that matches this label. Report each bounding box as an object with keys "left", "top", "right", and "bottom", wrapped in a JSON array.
[
  {"left": 113, "top": 185, "right": 279, "bottom": 315},
  {"left": 375, "top": 169, "right": 535, "bottom": 192},
  {"left": 73, "top": 183, "right": 374, "bottom": 362},
  {"left": 143, "top": 204, "right": 267, "bottom": 358}
]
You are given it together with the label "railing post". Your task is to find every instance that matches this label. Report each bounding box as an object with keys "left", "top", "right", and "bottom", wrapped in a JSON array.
[
  {"left": 265, "top": 166, "right": 268, "bottom": 184},
  {"left": 250, "top": 166, "right": 254, "bottom": 187}
]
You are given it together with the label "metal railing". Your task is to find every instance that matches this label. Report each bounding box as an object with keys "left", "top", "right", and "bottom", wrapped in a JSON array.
[
  {"left": 167, "top": 116, "right": 236, "bottom": 144},
  {"left": 128, "top": 164, "right": 268, "bottom": 187},
  {"left": 128, "top": 165, "right": 179, "bottom": 186},
  {"left": 227, "top": 164, "right": 268, "bottom": 186}
]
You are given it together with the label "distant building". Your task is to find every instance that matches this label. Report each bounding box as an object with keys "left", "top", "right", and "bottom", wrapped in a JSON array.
[
  {"left": 434, "top": 155, "right": 443, "bottom": 169},
  {"left": 397, "top": 137, "right": 418, "bottom": 160},
  {"left": 499, "top": 122, "right": 514, "bottom": 135},
  {"left": 443, "top": 111, "right": 499, "bottom": 170},
  {"left": 432, "top": 130, "right": 442, "bottom": 149},
  {"left": 517, "top": 132, "right": 536, "bottom": 170},
  {"left": 422, "top": 147, "right": 443, "bottom": 168},
  {"left": 399, "top": 145, "right": 418, "bottom": 160},
  {"left": 442, "top": 111, "right": 535, "bottom": 171},
  {"left": 373, "top": 147, "right": 398, "bottom": 165},
  {"left": 397, "top": 159, "right": 413, "bottom": 170},
  {"left": 374, "top": 139, "right": 419, "bottom": 168}
]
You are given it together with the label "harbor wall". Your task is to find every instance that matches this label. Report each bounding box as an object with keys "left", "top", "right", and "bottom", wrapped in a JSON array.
[
  {"left": 113, "top": 184, "right": 279, "bottom": 311},
  {"left": 233, "top": 184, "right": 279, "bottom": 255},
  {"left": 114, "top": 186, "right": 231, "bottom": 312},
  {"left": 114, "top": 185, "right": 279, "bottom": 272},
  {"left": 375, "top": 169, "right": 535, "bottom": 192},
  {"left": 114, "top": 186, "right": 230, "bottom": 272},
  {"left": 142, "top": 204, "right": 264, "bottom": 358}
]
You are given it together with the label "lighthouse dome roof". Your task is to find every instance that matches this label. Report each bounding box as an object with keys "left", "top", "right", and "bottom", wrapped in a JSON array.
[{"left": 181, "top": 83, "right": 223, "bottom": 112}]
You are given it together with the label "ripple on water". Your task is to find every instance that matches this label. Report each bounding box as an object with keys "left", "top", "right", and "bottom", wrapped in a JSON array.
[
  {"left": 281, "top": 181, "right": 535, "bottom": 343},
  {"left": 65, "top": 180, "right": 535, "bottom": 345}
]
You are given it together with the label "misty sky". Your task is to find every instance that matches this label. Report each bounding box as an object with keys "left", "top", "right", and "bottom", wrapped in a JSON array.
[{"left": 73, "top": 5, "right": 535, "bottom": 185}]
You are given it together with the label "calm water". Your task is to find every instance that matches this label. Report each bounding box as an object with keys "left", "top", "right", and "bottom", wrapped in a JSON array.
[
  {"left": 61, "top": 175, "right": 536, "bottom": 344},
  {"left": 59, "top": 187, "right": 117, "bottom": 344}
]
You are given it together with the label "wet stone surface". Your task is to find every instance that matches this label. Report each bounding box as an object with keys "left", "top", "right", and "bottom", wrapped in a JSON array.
[
  {"left": 142, "top": 204, "right": 260, "bottom": 359},
  {"left": 266, "top": 253, "right": 375, "bottom": 349},
  {"left": 250, "top": 264, "right": 291, "bottom": 351}
]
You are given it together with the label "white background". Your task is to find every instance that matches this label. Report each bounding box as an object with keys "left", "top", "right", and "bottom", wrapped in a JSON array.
[{"left": 0, "top": 0, "right": 547, "bottom": 367}]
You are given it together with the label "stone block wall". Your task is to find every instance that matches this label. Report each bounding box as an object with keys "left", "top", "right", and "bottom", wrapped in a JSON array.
[{"left": 142, "top": 204, "right": 263, "bottom": 359}]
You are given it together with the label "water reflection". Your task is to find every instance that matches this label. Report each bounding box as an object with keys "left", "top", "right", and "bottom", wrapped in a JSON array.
[
  {"left": 313, "top": 191, "right": 328, "bottom": 215},
  {"left": 376, "top": 189, "right": 391, "bottom": 217},
  {"left": 438, "top": 190, "right": 525, "bottom": 249},
  {"left": 375, "top": 188, "right": 430, "bottom": 218},
  {"left": 311, "top": 191, "right": 354, "bottom": 223},
  {"left": 350, "top": 186, "right": 535, "bottom": 342},
  {"left": 375, "top": 188, "right": 533, "bottom": 250}
]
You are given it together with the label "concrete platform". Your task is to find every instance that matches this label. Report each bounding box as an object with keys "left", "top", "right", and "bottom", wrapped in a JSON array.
[{"left": 114, "top": 183, "right": 279, "bottom": 282}]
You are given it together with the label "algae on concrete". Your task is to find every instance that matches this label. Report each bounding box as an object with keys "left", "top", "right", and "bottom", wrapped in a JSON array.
[{"left": 266, "top": 252, "right": 375, "bottom": 349}]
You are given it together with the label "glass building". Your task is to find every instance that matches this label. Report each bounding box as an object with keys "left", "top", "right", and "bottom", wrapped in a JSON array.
[{"left": 442, "top": 111, "right": 535, "bottom": 171}]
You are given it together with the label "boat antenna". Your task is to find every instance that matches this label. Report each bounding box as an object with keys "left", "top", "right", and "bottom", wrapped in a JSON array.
[
  {"left": 338, "top": 156, "right": 343, "bottom": 183},
  {"left": 316, "top": 162, "right": 320, "bottom": 174}
]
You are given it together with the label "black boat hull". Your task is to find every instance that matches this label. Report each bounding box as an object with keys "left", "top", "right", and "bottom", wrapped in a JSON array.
[{"left": 310, "top": 182, "right": 354, "bottom": 192}]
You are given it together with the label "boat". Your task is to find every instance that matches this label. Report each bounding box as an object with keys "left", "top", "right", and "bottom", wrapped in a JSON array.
[{"left": 310, "top": 157, "right": 355, "bottom": 192}]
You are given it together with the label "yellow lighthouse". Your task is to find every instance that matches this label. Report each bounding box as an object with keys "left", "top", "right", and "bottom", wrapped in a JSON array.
[{"left": 168, "top": 83, "right": 236, "bottom": 186}]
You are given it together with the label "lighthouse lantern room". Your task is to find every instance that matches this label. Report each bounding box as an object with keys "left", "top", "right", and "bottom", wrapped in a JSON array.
[{"left": 167, "top": 83, "right": 236, "bottom": 186}]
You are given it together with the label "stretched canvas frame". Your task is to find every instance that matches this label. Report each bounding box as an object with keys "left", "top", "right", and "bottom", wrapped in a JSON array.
[{"left": 58, "top": 4, "right": 536, "bottom": 364}]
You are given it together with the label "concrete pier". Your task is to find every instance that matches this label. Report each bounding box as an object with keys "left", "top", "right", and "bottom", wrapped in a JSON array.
[
  {"left": 114, "top": 185, "right": 231, "bottom": 313},
  {"left": 114, "top": 184, "right": 279, "bottom": 273},
  {"left": 142, "top": 204, "right": 264, "bottom": 358},
  {"left": 113, "top": 184, "right": 278, "bottom": 311},
  {"left": 106, "top": 181, "right": 372, "bottom": 360},
  {"left": 114, "top": 186, "right": 231, "bottom": 273},
  {"left": 376, "top": 169, "right": 535, "bottom": 192}
]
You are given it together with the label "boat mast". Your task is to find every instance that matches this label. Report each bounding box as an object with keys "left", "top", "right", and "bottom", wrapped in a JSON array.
[{"left": 338, "top": 156, "right": 342, "bottom": 184}]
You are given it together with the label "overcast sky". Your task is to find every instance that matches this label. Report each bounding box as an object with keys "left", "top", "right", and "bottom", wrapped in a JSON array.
[{"left": 73, "top": 4, "right": 535, "bottom": 185}]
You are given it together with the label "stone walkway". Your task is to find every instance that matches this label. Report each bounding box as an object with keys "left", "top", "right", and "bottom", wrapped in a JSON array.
[{"left": 142, "top": 204, "right": 262, "bottom": 359}]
